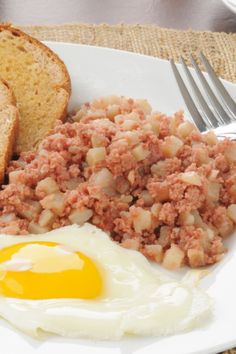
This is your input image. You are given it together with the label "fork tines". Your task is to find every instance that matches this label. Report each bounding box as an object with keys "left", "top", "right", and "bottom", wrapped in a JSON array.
[{"left": 170, "top": 53, "right": 236, "bottom": 132}]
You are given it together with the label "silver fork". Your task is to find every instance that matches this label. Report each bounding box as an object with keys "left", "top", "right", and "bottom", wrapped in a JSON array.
[{"left": 170, "top": 53, "right": 236, "bottom": 140}]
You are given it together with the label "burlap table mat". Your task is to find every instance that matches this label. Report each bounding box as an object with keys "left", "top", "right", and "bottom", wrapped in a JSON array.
[
  {"left": 20, "top": 23, "right": 236, "bottom": 83},
  {"left": 19, "top": 23, "right": 236, "bottom": 354}
]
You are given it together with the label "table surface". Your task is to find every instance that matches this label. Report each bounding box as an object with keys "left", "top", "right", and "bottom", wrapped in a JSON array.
[{"left": 0, "top": 0, "right": 236, "bottom": 32}]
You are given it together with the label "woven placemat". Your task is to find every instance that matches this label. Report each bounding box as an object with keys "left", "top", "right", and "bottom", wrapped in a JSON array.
[
  {"left": 19, "top": 23, "right": 236, "bottom": 83},
  {"left": 19, "top": 23, "right": 236, "bottom": 354}
]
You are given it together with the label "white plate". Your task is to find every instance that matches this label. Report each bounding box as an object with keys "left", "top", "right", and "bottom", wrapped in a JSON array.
[{"left": 1, "top": 42, "right": 236, "bottom": 354}]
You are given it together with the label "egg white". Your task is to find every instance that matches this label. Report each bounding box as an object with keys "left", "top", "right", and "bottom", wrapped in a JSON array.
[{"left": 0, "top": 223, "right": 211, "bottom": 340}]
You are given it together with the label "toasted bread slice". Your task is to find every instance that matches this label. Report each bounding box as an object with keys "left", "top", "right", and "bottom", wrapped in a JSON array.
[
  {"left": 0, "top": 79, "right": 19, "bottom": 183},
  {"left": 0, "top": 24, "right": 71, "bottom": 153}
]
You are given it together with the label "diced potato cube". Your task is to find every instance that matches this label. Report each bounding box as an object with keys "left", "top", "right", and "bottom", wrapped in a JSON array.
[
  {"left": 169, "top": 114, "right": 183, "bottom": 135},
  {"left": 227, "top": 204, "right": 236, "bottom": 223},
  {"left": 218, "top": 218, "right": 234, "bottom": 238},
  {"left": 86, "top": 147, "right": 106, "bottom": 166},
  {"left": 208, "top": 169, "right": 219, "bottom": 180},
  {"left": 132, "top": 144, "right": 150, "bottom": 162},
  {"left": 126, "top": 112, "right": 141, "bottom": 122},
  {"left": 204, "top": 131, "right": 218, "bottom": 146},
  {"left": 225, "top": 143, "right": 236, "bottom": 163},
  {"left": 139, "top": 190, "right": 154, "bottom": 206},
  {"left": 18, "top": 200, "right": 42, "bottom": 221},
  {"left": 127, "top": 170, "right": 135, "bottom": 184},
  {"left": 151, "top": 203, "right": 162, "bottom": 217},
  {"left": 73, "top": 107, "right": 89, "bottom": 121},
  {"left": 205, "top": 227, "right": 215, "bottom": 241},
  {"left": 86, "top": 108, "right": 105, "bottom": 120},
  {"left": 27, "top": 200, "right": 42, "bottom": 213},
  {"left": 18, "top": 208, "right": 34, "bottom": 221},
  {"left": 151, "top": 161, "right": 167, "bottom": 177},
  {"left": 122, "top": 238, "right": 140, "bottom": 250},
  {"left": 121, "top": 131, "right": 140, "bottom": 145},
  {"left": 40, "top": 192, "right": 65, "bottom": 215},
  {"left": 144, "top": 244, "right": 163, "bottom": 263},
  {"left": 36, "top": 177, "right": 59, "bottom": 195},
  {"left": 112, "top": 96, "right": 125, "bottom": 107},
  {"left": 102, "top": 186, "right": 117, "bottom": 197},
  {"left": 191, "top": 210, "right": 204, "bottom": 227},
  {"left": 15, "top": 160, "right": 27, "bottom": 168},
  {"left": 179, "top": 171, "right": 201, "bottom": 186},
  {"left": 115, "top": 176, "right": 130, "bottom": 194},
  {"left": 65, "top": 177, "right": 83, "bottom": 190},
  {"left": 38, "top": 209, "right": 55, "bottom": 227},
  {"left": 0, "top": 225, "right": 20, "bottom": 235},
  {"left": 142, "top": 123, "right": 153, "bottom": 132},
  {"left": 91, "top": 135, "right": 107, "bottom": 148},
  {"left": 177, "top": 121, "right": 195, "bottom": 139},
  {"left": 161, "top": 136, "right": 183, "bottom": 158},
  {"left": 135, "top": 99, "right": 152, "bottom": 114},
  {"left": 90, "top": 168, "right": 114, "bottom": 188},
  {"left": 193, "top": 146, "right": 210, "bottom": 165},
  {"left": 69, "top": 208, "right": 93, "bottom": 225},
  {"left": 28, "top": 222, "right": 49, "bottom": 234},
  {"left": 158, "top": 226, "right": 170, "bottom": 247},
  {"left": 121, "top": 119, "right": 138, "bottom": 131},
  {"left": 114, "top": 115, "right": 125, "bottom": 125},
  {"left": 162, "top": 244, "right": 185, "bottom": 269},
  {"left": 187, "top": 248, "right": 205, "bottom": 267},
  {"left": 133, "top": 208, "right": 152, "bottom": 233},
  {"left": 106, "top": 104, "right": 120, "bottom": 120},
  {"left": 147, "top": 114, "right": 160, "bottom": 134},
  {"left": 207, "top": 182, "right": 221, "bottom": 202},
  {"left": 8, "top": 170, "right": 25, "bottom": 184},
  {"left": 179, "top": 211, "right": 195, "bottom": 225},
  {"left": 0, "top": 213, "right": 16, "bottom": 223},
  {"left": 93, "top": 95, "right": 121, "bottom": 109},
  {"left": 199, "top": 228, "right": 214, "bottom": 251},
  {"left": 120, "top": 195, "right": 133, "bottom": 203}
]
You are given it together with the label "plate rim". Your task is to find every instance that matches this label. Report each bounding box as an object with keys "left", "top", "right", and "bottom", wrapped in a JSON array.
[{"left": 43, "top": 40, "right": 236, "bottom": 87}]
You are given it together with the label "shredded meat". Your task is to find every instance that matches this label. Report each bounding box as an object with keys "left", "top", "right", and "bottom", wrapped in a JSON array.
[{"left": 1, "top": 95, "right": 236, "bottom": 269}]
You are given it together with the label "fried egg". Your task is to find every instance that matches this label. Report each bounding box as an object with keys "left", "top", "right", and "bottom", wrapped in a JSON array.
[{"left": 0, "top": 224, "right": 211, "bottom": 339}]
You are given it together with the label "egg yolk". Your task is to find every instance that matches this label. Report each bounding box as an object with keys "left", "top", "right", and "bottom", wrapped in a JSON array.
[{"left": 0, "top": 242, "right": 103, "bottom": 300}]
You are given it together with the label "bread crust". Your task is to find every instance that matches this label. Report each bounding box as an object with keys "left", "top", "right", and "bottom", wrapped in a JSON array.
[
  {"left": 0, "top": 24, "right": 71, "bottom": 153},
  {"left": 0, "top": 79, "right": 19, "bottom": 183}
]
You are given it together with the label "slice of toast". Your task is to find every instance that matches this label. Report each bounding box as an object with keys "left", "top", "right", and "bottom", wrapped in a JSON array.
[
  {"left": 0, "top": 24, "right": 71, "bottom": 153},
  {"left": 0, "top": 79, "right": 19, "bottom": 183}
]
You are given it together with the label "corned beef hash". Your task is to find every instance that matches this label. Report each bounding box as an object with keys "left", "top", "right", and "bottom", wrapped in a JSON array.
[{"left": 1, "top": 95, "right": 236, "bottom": 269}]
